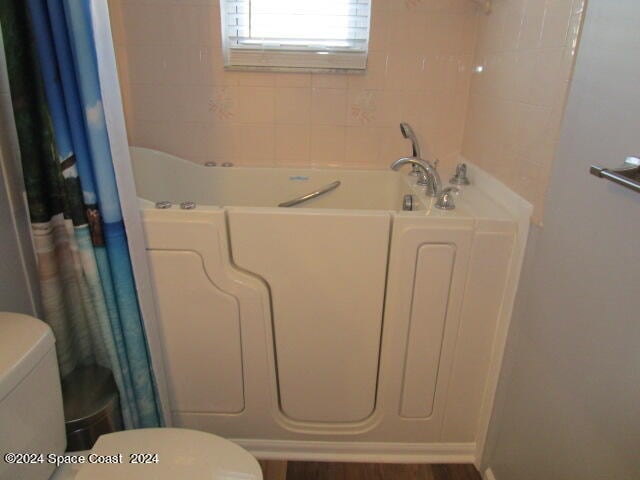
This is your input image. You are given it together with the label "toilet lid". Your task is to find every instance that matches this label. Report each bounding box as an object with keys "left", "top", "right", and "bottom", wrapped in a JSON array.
[{"left": 76, "top": 428, "right": 262, "bottom": 480}]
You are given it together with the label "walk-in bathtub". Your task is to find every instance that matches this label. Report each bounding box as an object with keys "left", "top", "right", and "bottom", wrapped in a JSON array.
[{"left": 131, "top": 147, "right": 522, "bottom": 463}]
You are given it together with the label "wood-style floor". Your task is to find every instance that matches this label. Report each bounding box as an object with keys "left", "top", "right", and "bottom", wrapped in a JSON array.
[{"left": 260, "top": 461, "right": 481, "bottom": 480}]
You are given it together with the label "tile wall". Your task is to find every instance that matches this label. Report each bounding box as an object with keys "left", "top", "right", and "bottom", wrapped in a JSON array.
[
  {"left": 109, "top": 0, "right": 585, "bottom": 221},
  {"left": 109, "top": 0, "right": 479, "bottom": 173},
  {"left": 462, "top": 0, "right": 585, "bottom": 223}
]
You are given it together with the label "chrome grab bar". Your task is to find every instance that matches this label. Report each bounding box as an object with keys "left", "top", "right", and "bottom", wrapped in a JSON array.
[
  {"left": 278, "top": 180, "right": 341, "bottom": 207},
  {"left": 590, "top": 156, "right": 640, "bottom": 194}
]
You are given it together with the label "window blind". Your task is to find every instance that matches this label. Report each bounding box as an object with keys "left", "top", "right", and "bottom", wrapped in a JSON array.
[{"left": 220, "top": 0, "right": 371, "bottom": 70}]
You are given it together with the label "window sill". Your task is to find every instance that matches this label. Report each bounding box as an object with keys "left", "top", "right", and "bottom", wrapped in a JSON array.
[{"left": 223, "top": 65, "right": 366, "bottom": 74}]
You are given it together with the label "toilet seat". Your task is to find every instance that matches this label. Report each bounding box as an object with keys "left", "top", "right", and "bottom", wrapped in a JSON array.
[{"left": 72, "top": 428, "right": 262, "bottom": 479}]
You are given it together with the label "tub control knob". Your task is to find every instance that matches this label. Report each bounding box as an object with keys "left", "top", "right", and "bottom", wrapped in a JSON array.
[
  {"left": 435, "top": 187, "right": 458, "bottom": 210},
  {"left": 180, "top": 201, "right": 196, "bottom": 210},
  {"left": 155, "top": 201, "right": 172, "bottom": 209},
  {"left": 450, "top": 163, "right": 470, "bottom": 185},
  {"left": 204, "top": 161, "right": 217, "bottom": 167},
  {"left": 222, "top": 162, "right": 234, "bottom": 167}
]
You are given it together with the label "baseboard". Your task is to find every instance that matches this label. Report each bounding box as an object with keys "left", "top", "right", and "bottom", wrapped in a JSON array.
[
  {"left": 483, "top": 467, "right": 497, "bottom": 480},
  {"left": 233, "top": 439, "right": 476, "bottom": 464}
]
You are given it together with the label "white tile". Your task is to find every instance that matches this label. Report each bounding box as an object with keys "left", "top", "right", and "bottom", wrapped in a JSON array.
[
  {"left": 275, "top": 88, "right": 311, "bottom": 125},
  {"left": 233, "top": 124, "right": 275, "bottom": 163},
  {"left": 345, "top": 127, "right": 381, "bottom": 164},
  {"left": 275, "top": 124, "right": 311, "bottom": 162},
  {"left": 311, "top": 88, "right": 348, "bottom": 126},
  {"left": 310, "top": 126, "right": 346, "bottom": 166},
  {"left": 232, "top": 86, "right": 275, "bottom": 124}
]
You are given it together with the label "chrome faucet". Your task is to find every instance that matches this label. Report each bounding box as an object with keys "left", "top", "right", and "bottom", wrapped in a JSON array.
[
  {"left": 390, "top": 157, "right": 442, "bottom": 197},
  {"left": 400, "top": 123, "right": 422, "bottom": 177}
]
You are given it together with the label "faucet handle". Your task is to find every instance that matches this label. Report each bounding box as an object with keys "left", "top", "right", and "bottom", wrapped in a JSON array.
[
  {"left": 450, "top": 163, "right": 470, "bottom": 185},
  {"left": 416, "top": 169, "right": 430, "bottom": 187},
  {"left": 435, "top": 187, "right": 459, "bottom": 210}
]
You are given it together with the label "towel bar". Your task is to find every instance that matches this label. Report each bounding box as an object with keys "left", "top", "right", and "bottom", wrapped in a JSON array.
[{"left": 590, "top": 157, "right": 640, "bottom": 194}]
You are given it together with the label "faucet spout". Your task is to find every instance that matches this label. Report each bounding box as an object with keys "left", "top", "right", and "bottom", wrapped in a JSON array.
[{"left": 391, "top": 157, "right": 442, "bottom": 197}]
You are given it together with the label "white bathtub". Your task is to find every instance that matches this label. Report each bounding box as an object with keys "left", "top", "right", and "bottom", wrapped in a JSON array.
[
  {"left": 133, "top": 147, "right": 426, "bottom": 212},
  {"left": 132, "top": 147, "right": 520, "bottom": 462}
]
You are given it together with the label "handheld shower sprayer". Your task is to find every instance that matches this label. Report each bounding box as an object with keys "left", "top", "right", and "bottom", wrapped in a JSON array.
[
  {"left": 400, "top": 122, "right": 422, "bottom": 177},
  {"left": 400, "top": 122, "right": 421, "bottom": 159}
]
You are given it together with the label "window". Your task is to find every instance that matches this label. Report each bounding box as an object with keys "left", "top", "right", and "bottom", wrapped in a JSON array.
[{"left": 220, "top": 0, "right": 371, "bottom": 71}]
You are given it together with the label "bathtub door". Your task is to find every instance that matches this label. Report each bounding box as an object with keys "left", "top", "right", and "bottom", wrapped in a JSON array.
[{"left": 227, "top": 208, "right": 391, "bottom": 424}]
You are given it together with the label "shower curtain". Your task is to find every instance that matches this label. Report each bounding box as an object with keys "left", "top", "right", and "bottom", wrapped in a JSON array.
[{"left": 0, "top": 1, "right": 161, "bottom": 429}]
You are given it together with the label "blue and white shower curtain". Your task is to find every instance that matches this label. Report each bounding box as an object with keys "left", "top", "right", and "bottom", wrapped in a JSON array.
[{"left": 0, "top": 1, "right": 161, "bottom": 428}]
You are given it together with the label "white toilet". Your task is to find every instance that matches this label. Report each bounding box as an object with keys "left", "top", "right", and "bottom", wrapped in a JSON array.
[{"left": 0, "top": 312, "right": 263, "bottom": 480}]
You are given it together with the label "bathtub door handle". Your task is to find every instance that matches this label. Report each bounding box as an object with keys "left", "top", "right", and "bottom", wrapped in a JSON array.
[{"left": 278, "top": 180, "right": 341, "bottom": 207}]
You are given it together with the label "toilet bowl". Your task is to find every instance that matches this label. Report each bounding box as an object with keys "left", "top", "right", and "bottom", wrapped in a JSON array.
[{"left": 0, "top": 312, "right": 263, "bottom": 480}]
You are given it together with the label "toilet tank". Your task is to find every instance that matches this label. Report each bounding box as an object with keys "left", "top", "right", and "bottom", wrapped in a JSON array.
[{"left": 0, "top": 312, "right": 66, "bottom": 480}]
